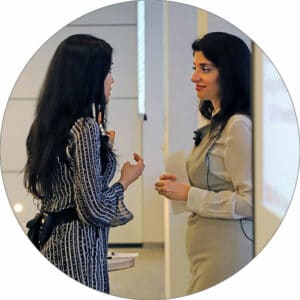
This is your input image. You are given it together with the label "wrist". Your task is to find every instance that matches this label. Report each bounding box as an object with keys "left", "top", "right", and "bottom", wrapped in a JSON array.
[{"left": 118, "top": 179, "right": 128, "bottom": 191}]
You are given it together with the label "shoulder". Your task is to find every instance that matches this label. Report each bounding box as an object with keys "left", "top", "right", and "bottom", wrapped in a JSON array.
[
  {"left": 226, "top": 114, "right": 252, "bottom": 132},
  {"left": 70, "top": 117, "right": 100, "bottom": 139},
  {"left": 220, "top": 114, "right": 252, "bottom": 141}
]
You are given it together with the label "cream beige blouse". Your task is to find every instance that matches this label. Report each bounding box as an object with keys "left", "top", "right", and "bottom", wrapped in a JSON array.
[{"left": 186, "top": 114, "right": 252, "bottom": 219}]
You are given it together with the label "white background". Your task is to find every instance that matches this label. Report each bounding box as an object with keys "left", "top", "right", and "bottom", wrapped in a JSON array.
[{"left": 0, "top": 0, "right": 299, "bottom": 299}]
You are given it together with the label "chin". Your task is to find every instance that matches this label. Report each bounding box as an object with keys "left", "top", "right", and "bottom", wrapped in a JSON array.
[{"left": 197, "top": 92, "right": 205, "bottom": 99}]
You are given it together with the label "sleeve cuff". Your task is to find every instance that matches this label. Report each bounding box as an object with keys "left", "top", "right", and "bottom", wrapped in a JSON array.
[
  {"left": 110, "top": 183, "right": 134, "bottom": 227},
  {"left": 112, "top": 182, "right": 124, "bottom": 199},
  {"left": 186, "top": 186, "right": 208, "bottom": 213}
]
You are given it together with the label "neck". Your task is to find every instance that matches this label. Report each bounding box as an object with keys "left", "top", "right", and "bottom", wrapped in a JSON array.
[{"left": 211, "top": 98, "right": 220, "bottom": 113}]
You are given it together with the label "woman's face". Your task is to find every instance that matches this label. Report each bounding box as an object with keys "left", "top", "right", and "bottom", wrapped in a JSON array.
[
  {"left": 104, "top": 71, "right": 114, "bottom": 103},
  {"left": 191, "top": 51, "right": 221, "bottom": 110}
]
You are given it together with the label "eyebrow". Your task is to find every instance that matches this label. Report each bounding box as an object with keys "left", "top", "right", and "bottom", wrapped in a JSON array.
[
  {"left": 200, "top": 63, "right": 215, "bottom": 67},
  {"left": 193, "top": 62, "right": 216, "bottom": 68}
]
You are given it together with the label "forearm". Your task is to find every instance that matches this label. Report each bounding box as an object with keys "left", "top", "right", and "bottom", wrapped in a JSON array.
[{"left": 186, "top": 186, "right": 252, "bottom": 219}]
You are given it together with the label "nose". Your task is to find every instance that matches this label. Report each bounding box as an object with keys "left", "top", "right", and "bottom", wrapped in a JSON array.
[{"left": 191, "top": 70, "right": 200, "bottom": 83}]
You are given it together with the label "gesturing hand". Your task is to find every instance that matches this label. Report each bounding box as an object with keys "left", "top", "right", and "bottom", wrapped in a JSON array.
[
  {"left": 154, "top": 173, "right": 190, "bottom": 201},
  {"left": 118, "top": 153, "right": 145, "bottom": 190}
]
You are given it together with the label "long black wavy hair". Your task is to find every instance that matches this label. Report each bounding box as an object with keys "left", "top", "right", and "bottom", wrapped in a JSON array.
[
  {"left": 192, "top": 32, "right": 251, "bottom": 135},
  {"left": 24, "top": 34, "right": 114, "bottom": 200}
]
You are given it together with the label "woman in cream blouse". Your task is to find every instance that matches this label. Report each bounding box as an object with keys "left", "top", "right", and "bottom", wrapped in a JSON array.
[{"left": 155, "top": 32, "right": 253, "bottom": 294}]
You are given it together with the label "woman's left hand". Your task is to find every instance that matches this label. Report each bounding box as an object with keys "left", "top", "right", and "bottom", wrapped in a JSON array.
[
  {"left": 154, "top": 179, "right": 190, "bottom": 201},
  {"left": 107, "top": 130, "right": 115, "bottom": 147}
]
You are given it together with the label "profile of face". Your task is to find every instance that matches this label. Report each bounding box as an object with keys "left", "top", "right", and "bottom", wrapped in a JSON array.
[
  {"left": 104, "top": 71, "right": 114, "bottom": 103},
  {"left": 191, "top": 51, "right": 221, "bottom": 109}
]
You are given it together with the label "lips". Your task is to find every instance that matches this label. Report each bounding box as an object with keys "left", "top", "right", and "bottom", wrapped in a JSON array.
[{"left": 196, "top": 85, "right": 206, "bottom": 91}]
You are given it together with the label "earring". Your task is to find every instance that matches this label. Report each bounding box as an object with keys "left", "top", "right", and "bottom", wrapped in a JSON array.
[
  {"left": 92, "top": 102, "right": 107, "bottom": 135},
  {"left": 99, "top": 122, "right": 107, "bottom": 136},
  {"left": 98, "top": 105, "right": 107, "bottom": 136},
  {"left": 92, "top": 103, "right": 97, "bottom": 119}
]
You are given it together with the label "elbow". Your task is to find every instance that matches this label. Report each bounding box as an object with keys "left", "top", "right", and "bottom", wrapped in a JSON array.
[
  {"left": 77, "top": 205, "right": 114, "bottom": 227},
  {"left": 235, "top": 194, "right": 253, "bottom": 218}
]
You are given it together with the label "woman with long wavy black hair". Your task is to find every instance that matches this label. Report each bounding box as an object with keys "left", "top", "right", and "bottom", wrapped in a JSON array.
[
  {"left": 24, "top": 34, "right": 144, "bottom": 293},
  {"left": 155, "top": 32, "right": 253, "bottom": 294}
]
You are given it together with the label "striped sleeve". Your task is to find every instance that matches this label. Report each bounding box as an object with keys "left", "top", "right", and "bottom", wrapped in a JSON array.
[{"left": 71, "top": 118, "right": 133, "bottom": 227}]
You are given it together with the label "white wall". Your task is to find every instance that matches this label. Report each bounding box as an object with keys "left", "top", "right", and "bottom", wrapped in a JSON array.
[
  {"left": 163, "top": 2, "right": 198, "bottom": 298},
  {"left": 142, "top": 0, "right": 165, "bottom": 243},
  {"left": 207, "top": 13, "right": 251, "bottom": 48}
]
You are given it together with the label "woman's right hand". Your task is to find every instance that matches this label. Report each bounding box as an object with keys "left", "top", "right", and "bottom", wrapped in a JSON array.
[
  {"left": 118, "top": 153, "right": 145, "bottom": 190},
  {"left": 158, "top": 174, "right": 177, "bottom": 181},
  {"left": 154, "top": 173, "right": 190, "bottom": 201}
]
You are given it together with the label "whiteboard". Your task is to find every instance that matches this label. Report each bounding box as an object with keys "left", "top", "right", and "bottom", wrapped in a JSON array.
[{"left": 253, "top": 45, "right": 299, "bottom": 254}]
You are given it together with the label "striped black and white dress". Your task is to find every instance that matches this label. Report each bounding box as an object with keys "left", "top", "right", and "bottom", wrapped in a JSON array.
[{"left": 40, "top": 117, "right": 133, "bottom": 293}]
